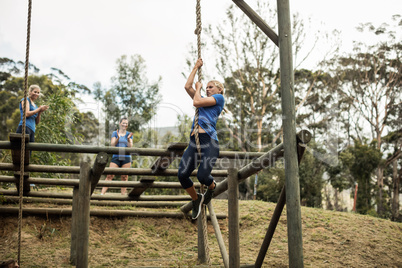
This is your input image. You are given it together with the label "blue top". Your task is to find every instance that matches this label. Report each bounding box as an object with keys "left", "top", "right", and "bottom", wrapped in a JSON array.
[
  {"left": 190, "top": 94, "right": 225, "bottom": 141},
  {"left": 112, "top": 131, "right": 133, "bottom": 159},
  {"left": 18, "top": 97, "right": 38, "bottom": 132}
]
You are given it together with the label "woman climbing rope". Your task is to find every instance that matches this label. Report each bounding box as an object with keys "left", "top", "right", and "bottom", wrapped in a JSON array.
[
  {"left": 16, "top": 85, "right": 49, "bottom": 142},
  {"left": 178, "top": 58, "right": 225, "bottom": 220}
]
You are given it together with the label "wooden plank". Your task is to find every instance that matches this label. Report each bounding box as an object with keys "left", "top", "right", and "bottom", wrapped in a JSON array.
[
  {"left": 232, "top": 0, "right": 279, "bottom": 46},
  {"left": 208, "top": 203, "right": 229, "bottom": 268},
  {"left": 14, "top": 172, "right": 30, "bottom": 195},
  {"left": 9, "top": 133, "right": 30, "bottom": 165},
  {"left": 76, "top": 161, "right": 92, "bottom": 267},
  {"left": 90, "top": 152, "right": 108, "bottom": 194},
  {"left": 0, "top": 190, "right": 191, "bottom": 201},
  {"left": 0, "top": 207, "right": 227, "bottom": 219},
  {"left": 151, "top": 142, "right": 188, "bottom": 173},
  {"left": 128, "top": 177, "right": 155, "bottom": 197},
  {"left": 277, "top": 0, "right": 304, "bottom": 265},
  {"left": 228, "top": 168, "right": 240, "bottom": 268}
]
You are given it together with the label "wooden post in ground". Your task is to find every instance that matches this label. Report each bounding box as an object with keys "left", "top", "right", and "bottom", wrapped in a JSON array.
[
  {"left": 228, "top": 167, "right": 240, "bottom": 268},
  {"left": 197, "top": 185, "right": 210, "bottom": 265},
  {"left": 75, "top": 160, "right": 92, "bottom": 267},
  {"left": 255, "top": 134, "right": 310, "bottom": 267},
  {"left": 70, "top": 185, "right": 79, "bottom": 265},
  {"left": 277, "top": 0, "right": 304, "bottom": 266},
  {"left": 255, "top": 186, "right": 286, "bottom": 267},
  {"left": 207, "top": 202, "right": 229, "bottom": 268}
]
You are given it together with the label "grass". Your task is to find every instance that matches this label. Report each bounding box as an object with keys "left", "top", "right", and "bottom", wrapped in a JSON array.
[{"left": 0, "top": 199, "right": 401, "bottom": 267}]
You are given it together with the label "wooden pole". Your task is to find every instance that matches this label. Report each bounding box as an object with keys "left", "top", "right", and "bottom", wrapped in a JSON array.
[
  {"left": 232, "top": 0, "right": 279, "bottom": 46},
  {"left": 0, "top": 190, "right": 191, "bottom": 201},
  {"left": 3, "top": 196, "right": 187, "bottom": 208},
  {"left": 277, "top": 0, "right": 304, "bottom": 266},
  {"left": 254, "top": 186, "right": 286, "bottom": 267},
  {"left": 90, "top": 152, "right": 109, "bottom": 194},
  {"left": 228, "top": 168, "right": 240, "bottom": 268},
  {"left": 0, "top": 175, "right": 204, "bottom": 189},
  {"left": 76, "top": 160, "right": 92, "bottom": 268},
  {"left": 0, "top": 163, "right": 228, "bottom": 177},
  {"left": 207, "top": 203, "right": 229, "bottom": 268},
  {"left": 255, "top": 139, "right": 308, "bottom": 267},
  {"left": 0, "top": 141, "right": 264, "bottom": 159},
  {"left": 0, "top": 207, "right": 227, "bottom": 219},
  {"left": 70, "top": 186, "right": 79, "bottom": 265},
  {"left": 197, "top": 187, "right": 210, "bottom": 265}
]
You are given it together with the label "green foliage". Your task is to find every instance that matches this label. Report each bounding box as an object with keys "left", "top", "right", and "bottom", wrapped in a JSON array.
[
  {"left": 340, "top": 140, "right": 382, "bottom": 214},
  {"left": 0, "top": 59, "right": 99, "bottom": 177},
  {"left": 299, "top": 148, "right": 325, "bottom": 208},
  {"left": 94, "top": 55, "right": 162, "bottom": 142}
]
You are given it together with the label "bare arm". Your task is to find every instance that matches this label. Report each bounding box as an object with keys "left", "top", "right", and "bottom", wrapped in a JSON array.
[
  {"left": 127, "top": 132, "right": 133, "bottom": 148},
  {"left": 22, "top": 101, "right": 48, "bottom": 118},
  {"left": 193, "top": 82, "right": 217, "bottom": 108},
  {"left": 110, "top": 130, "right": 120, "bottom": 146},
  {"left": 184, "top": 58, "right": 203, "bottom": 99}
]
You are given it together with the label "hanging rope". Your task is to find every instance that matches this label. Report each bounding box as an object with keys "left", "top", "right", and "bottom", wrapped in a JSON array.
[
  {"left": 18, "top": 0, "right": 33, "bottom": 264},
  {"left": 193, "top": 0, "right": 203, "bottom": 158},
  {"left": 194, "top": 0, "right": 211, "bottom": 265}
]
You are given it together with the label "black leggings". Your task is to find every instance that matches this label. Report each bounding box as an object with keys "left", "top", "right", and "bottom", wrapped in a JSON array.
[
  {"left": 16, "top": 125, "right": 35, "bottom": 142},
  {"left": 178, "top": 133, "right": 219, "bottom": 189}
]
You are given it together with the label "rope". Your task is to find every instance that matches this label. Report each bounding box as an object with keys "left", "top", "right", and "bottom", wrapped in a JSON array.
[
  {"left": 18, "top": 0, "right": 32, "bottom": 264},
  {"left": 193, "top": 0, "right": 202, "bottom": 158},
  {"left": 194, "top": 1, "right": 210, "bottom": 265}
]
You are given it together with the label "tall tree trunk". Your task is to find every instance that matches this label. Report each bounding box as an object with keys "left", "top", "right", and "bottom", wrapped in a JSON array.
[
  {"left": 392, "top": 160, "right": 400, "bottom": 221},
  {"left": 377, "top": 167, "right": 384, "bottom": 215}
]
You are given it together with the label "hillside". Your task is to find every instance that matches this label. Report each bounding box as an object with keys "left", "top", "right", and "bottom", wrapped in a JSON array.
[{"left": 0, "top": 199, "right": 401, "bottom": 267}]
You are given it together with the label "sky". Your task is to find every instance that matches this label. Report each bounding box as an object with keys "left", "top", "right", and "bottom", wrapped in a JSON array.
[{"left": 0, "top": 0, "right": 400, "bottom": 129}]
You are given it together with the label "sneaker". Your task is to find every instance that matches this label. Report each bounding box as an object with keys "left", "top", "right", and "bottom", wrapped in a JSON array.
[
  {"left": 203, "top": 181, "right": 216, "bottom": 205},
  {"left": 192, "top": 193, "right": 204, "bottom": 220}
]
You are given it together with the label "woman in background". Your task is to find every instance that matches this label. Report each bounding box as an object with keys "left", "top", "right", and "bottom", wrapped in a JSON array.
[
  {"left": 16, "top": 85, "right": 49, "bottom": 142},
  {"left": 101, "top": 117, "right": 133, "bottom": 195}
]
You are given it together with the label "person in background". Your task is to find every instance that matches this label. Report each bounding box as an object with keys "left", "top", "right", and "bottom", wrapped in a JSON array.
[
  {"left": 101, "top": 117, "right": 133, "bottom": 195},
  {"left": 16, "top": 84, "right": 49, "bottom": 142},
  {"left": 177, "top": 58, "right": 225, "bottom": 220}
]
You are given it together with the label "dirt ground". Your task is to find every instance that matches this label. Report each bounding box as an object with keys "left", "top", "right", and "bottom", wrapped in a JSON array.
[{"left": 1, "top": 199, "right": 401, "bottom": 267}]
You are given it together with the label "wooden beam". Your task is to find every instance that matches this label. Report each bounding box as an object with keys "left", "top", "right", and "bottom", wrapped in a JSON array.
[
  {"left": 3, "top": 196, "right": 187, "bottom": 208},
  {"left": 0, "top": 207, "right": 227, "bottom": 219},
  {"left": 0, "top": 176, "right": 203, "bottom": 189},
  {"left": 277, "top": 0, "right": 304, "bottom": 265},
  {"left": 128, "top": 177, "right": 155, "bottom": 197},
  {"left": 207, "top": 202, "right": 229, "bottom": 268},
  {"left": 90, "top": 152, "right": 109, "bottom": 194},
  {"left": 151, "top": 142, "right": 187, "bottom": 172},
  {"left": 9, "top": 133, "right": 30, "bottom": 165},
  {"left": 14, "top": 172, "right": 30, "bottom": 196},
  {"left": 0, "top": 190, "right": 192, "bottom": 201},
  {"left": 232, "top": 0, "right": 279, "bottom": 46},
  {"left": 76, "top": 161, "right": 92, "bottom": 267},
  {"left": 0, "top": 163, "right": 228, "bottom": 177},
  {"left": 228, "top": 168, "right": 240, "bottom": 268},
  {"left": 0, "top": 141, "right": 265, "bottom": 159}
]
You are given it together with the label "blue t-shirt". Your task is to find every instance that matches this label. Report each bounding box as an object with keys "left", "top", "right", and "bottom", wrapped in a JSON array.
[
  {"left": 112, "top": 131, "right": 133, "bottom": 159},
  {"left": 190, "top": 94, "right": 225, "bottom": 141},
  {"left": 18, "top": 97, "right": 38, "bottom": 132}
]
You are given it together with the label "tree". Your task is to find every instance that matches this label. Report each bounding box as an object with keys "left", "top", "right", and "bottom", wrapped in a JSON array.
[
  {"left": 340, "top": 140, "right": 382, "bottom": 215},
  {"left": 0, "top": 59, "right": 99, "bottom": 173},
  {"left": 326, "top": 16, "right": 402, "bottom": 216},
  {"left": 94, "top": 55, "right": 162, "bottom": 144}
]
